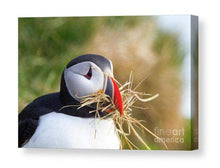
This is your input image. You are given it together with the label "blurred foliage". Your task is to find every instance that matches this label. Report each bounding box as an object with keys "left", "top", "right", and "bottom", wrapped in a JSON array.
[
  {"left": 153, "top": 31, "right": 185, "bottom": 68},
  {"left": 19, "top": 16, "right": 191, "bottom": 150},
  {"left": 104, "top": 16, "right": 148, "bottom": 28},
  {"left": 19, "top": 17, "right": 97, "bottom": 109}
]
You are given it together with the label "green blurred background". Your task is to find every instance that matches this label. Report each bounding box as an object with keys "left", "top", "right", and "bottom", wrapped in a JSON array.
[{"left": 19, "top": 16, "right": 193, "bottom": 150}]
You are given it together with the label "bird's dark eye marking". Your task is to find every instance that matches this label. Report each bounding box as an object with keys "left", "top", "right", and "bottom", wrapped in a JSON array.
[{"left": 84, "top": 67, "right": 92, "bottom": 79}]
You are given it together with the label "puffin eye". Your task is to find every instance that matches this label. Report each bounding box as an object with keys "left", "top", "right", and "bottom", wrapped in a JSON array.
[{"left": 84, "top": 67, "right": 92, "bottom": 79}]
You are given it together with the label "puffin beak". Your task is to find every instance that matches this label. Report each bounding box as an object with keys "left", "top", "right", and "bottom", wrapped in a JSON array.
[{"left": 105, "top": 76, "right": 123, "bottom": 115}]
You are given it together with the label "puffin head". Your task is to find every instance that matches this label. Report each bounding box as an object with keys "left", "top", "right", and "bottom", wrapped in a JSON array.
[{"left": 60, "top": 54, "right": 123, "bottom": 115}]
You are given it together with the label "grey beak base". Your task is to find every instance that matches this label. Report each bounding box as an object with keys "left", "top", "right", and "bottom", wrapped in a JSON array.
[{"left": 105, "top": 76, "right": 114, "bottom": 99}]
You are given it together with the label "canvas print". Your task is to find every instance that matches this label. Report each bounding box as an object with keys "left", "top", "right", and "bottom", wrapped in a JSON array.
[{"left": 18, "top": 15, "right": 198, "bottom": 150}]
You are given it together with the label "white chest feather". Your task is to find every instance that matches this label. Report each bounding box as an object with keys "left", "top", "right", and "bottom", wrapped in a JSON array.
[{"left": 23, "top": 112, "right": 120, "bottom": 149}]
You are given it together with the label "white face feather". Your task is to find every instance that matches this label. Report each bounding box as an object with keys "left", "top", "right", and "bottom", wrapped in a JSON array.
[{"left": 64, "top": 61, "right": 105, "bottom": 101}]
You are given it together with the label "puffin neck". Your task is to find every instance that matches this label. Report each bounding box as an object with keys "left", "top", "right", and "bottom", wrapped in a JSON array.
[{"left": 59, "top": 72, "right": 77, "bottom": 106}]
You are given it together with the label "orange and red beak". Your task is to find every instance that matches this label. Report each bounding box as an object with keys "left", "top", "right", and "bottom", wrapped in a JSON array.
[{"left": 105, "top": 76, "right": 123, "bottom": 115}]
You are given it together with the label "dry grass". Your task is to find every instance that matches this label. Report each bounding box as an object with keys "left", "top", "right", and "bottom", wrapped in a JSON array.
[{"left": 64, "top": 72, "right": 168, "bottom": 150}]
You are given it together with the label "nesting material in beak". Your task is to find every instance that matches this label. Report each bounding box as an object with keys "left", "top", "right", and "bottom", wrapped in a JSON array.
[{"left": 62, "top": 72, "right": 168, "bottom": 150}]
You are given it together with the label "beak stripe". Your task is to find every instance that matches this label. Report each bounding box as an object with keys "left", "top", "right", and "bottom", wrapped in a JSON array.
[{"left": 110, "top": 77, "right": 123, "bottom": 115}]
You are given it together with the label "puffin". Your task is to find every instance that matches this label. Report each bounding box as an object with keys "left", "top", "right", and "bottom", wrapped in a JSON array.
[{"left": 19, "top": 54, "right": 123, "bottom": 149}]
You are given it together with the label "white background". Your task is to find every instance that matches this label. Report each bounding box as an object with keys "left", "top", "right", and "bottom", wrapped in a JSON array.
[{"left": 0, "top": 0, "right": 219, "bottom": 167}]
